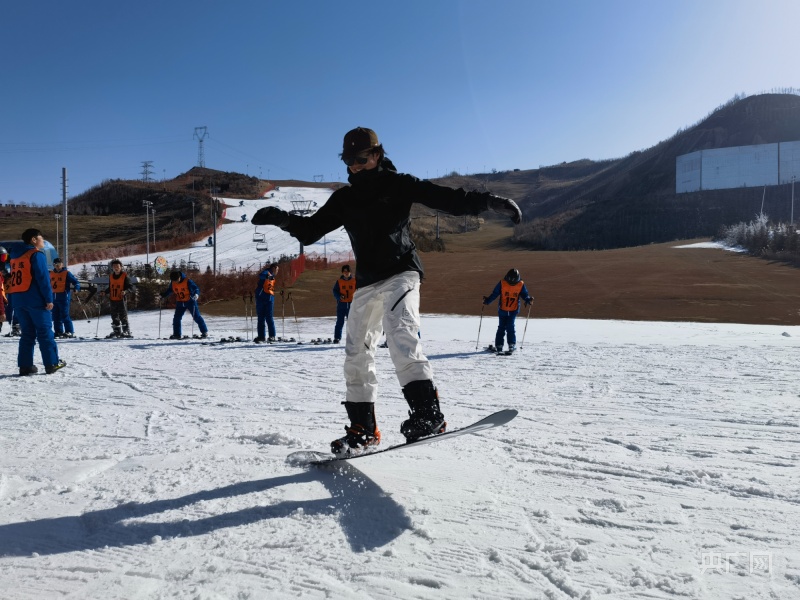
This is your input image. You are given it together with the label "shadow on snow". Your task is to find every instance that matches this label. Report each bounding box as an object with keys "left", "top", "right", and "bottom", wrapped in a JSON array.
[{"left": 0, "top": 462, "right": 411, "bottom": 557}]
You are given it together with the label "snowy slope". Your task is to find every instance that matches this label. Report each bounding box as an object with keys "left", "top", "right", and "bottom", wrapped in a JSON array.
[
  {"left": 2, "top": 314, "right": 799, "bottom": 599},
  {"left": 73, "top": 187, "right": 352, "bottom": 275}
]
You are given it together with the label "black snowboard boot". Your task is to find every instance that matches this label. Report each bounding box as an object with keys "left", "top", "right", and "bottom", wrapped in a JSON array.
[
  {"left": 400, "top": 380, "right": 446, "bottom": 442},
  {"left": 331, "top": 401, "right": 381, "bottom": 455}
]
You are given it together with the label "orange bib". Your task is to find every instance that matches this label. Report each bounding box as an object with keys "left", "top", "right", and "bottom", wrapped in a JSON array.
[
  {"left": 338, "top": 277, "right": 356, "bottom": 302},
  {"left": 109, "top": 272, "right": 128, "bottom": 301},
  {"left": 500, "top": 280, "right": 524, "bottom": 311},
  {"left": 8, "top": 249, "right": 38, "bottom": 295},
  {"left": 51, "top": 270, "right": 68, "bottom": 293},
  {"left": 171, "top": 278, "right": 191, "bottom": 302}
]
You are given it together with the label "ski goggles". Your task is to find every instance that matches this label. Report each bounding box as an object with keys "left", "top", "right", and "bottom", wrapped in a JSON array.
[{"left": 342, "top": 154, "right": 371, "bottom": 167}]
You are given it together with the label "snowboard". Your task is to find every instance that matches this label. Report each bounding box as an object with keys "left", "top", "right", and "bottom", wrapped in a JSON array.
[{"left": 287, "top": 409, "right": 517, "bottom": 467}]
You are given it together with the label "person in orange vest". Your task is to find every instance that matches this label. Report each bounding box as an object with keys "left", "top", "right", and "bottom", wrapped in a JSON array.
[
  {"left": 253, "top": 262, "right": 278, "bottom": 343},
  {"left": 99, "top": 258, "right": 135, "bottom": 338},
  {"left": 7, "top": 228, "right": 65, "bottom": 375},
  {"left": 0, "top": 260, "right": 6, "bottom": 335},
  {"left": 50, "top": 257, "right": 81, "bottom": 338},
  {"left": 332, "top": 264, "right": 356, "bottom": 343},
  {"left": 160, "top": 270, "right": 209, "bottom": 339},
  {"left": 483, "top": 268, "right": 533, "bottom": 354},
  {"left": 0, "top": 245, "right": 18, "bottom": 336}
]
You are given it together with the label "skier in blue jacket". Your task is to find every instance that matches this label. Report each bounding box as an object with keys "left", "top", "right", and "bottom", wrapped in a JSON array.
[
  {"left": 7, "top": 229, "right": 66, "bottom": 375},
  {"left": 50, "top": 257, "right": 81, "bottom": 338},
  {"left": 160, "top": 270, "right": 208, "bottom": 339},
  {"left": 483, "top": 268, "right": 533, "bottom": 354}
]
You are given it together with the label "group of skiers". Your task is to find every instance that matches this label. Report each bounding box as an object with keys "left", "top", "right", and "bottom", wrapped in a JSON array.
[
  {"left": 1, "top": 234, "right": 213, "bottom": 373},
  {"left": 4, "top": 126, "right": 527, "bottom": 457}
]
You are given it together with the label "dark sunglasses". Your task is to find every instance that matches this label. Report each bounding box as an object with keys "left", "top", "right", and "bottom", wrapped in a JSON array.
[{"left": 342, "top": 154, "right": 371, "bottom": 167}]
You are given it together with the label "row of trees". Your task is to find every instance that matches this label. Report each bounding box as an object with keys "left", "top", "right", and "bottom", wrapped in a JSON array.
[{"left": 716, "top": 213, "right": 800, "bottom": 266}]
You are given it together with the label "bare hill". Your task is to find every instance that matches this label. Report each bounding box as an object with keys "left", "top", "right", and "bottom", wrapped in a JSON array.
[{"left": 435, "top": 93, "right": 800, "bottom": 250}]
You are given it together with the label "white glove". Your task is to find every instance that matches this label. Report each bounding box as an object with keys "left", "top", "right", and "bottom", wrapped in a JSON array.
[{"left": 191, "top": 294, "right": 199, "bottom": 301}]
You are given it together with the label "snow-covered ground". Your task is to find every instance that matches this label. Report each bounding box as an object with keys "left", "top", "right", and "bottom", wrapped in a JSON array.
[
  {"left": 73, "top": 186, "right": 352, "bottom": 276},
  {"left": 672, "top": 241, "right": 747, "bottom": 253},
  {"left": 2, "top": 313, "right": 799, "bottom": 599}
]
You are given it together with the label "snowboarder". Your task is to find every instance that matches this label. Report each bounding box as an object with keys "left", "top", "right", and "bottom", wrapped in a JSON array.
[
  {"left": 253, "top": 262, "right": 278, "bottom": 343},
  {"left": 49, "top": 257, "right": 81, "bottom": 338},
  {"left": 332, "top": 264, "right": 355, "bottom": 343},
  {"left": 7, "top": 229, "right": 66, "bottom": 375},
  {"left": 160, "top": 270, "right": 209, "bottom": 339},
  {"left": 252, "top": 126, "right": 522, "bottom": 455},
  {"left": 99, "top": 259, "right": 135, "bottom": 338},
  {"left": 483, "top": 268, "right": 533, "bottom": 354}
]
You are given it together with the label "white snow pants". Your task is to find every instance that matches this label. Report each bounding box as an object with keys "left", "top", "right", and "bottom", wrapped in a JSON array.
[{"left": 344, "top": 271, "right": 433, "bottom": 404}]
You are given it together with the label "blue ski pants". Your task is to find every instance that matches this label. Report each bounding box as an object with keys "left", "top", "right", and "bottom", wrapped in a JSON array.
[
  {"left": 256, "top": 297, "right": 276, "bottom": 339},
  {"left": 16, "top": 306, "right": 59, "bottom": 368},
  {"left": 173, "top": 301, "right": 208, "bottom": 336}
]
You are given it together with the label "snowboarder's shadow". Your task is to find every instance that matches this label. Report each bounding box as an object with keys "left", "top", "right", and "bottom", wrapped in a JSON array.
[{"left": 0, "top": 463, "right": 411, "bottom": 557}]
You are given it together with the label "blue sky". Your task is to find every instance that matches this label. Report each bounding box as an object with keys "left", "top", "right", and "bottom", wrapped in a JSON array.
[{"left": 1, "top": 0, "right": 797, "bottom": 205}]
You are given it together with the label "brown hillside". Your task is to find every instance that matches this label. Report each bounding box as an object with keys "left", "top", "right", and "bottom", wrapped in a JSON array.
[{"left": 203, "top": 219, "right": 800, "bottom": 326}]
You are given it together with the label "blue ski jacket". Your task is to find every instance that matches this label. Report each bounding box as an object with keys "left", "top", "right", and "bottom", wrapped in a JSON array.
[{"left": 8, "top": 243, "right": 53, "bottom": 309}]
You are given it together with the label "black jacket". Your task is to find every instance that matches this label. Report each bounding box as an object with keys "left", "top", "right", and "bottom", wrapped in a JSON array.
[{"left": 284, "top": 159, "right": 491, "bottom": 288}]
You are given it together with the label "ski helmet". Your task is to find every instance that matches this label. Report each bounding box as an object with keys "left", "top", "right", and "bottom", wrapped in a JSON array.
[
  {"left": 0, "top": 246, "right": 7, "bottom": 259},
  {"left": 504, "top": 268, "right": 521, "bottom": 285},
  {"left": 170, "top": 270, "right": 181, "bottom": 281}
]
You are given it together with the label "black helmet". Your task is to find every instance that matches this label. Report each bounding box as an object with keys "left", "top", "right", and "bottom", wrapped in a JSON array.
[
  {"left": 170, "top": 270, "right": 181, "bottom": 281},
  {"left": 504, "top": 268, "right": 521, "bottom": 285}
]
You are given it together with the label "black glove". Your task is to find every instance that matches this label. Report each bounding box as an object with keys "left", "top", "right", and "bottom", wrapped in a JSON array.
[
  {"left": 482, "top": 295, "right": 490, "bottom": 305},
  {"left": 524, "top": 297, "right": 533, "bottom": 307},
  {"left": 252, "top": 207, "right": 290, "bottom": 228},
  {"left": 487, "top": 195, "right": 522, "bottom": 224}
]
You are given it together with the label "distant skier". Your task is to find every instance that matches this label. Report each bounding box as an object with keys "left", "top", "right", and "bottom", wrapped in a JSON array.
[
  {"left": 7, "top": 229, "right": 66, "bottom": 375},
  {"left": 50, "top": 257, "right": 81, "bottom": 338},
  {"left": 160, "top": 270, "right": 208, "bottom": 339},
  {"left": 332, "top": 264, "right": 355, "bottom": 343},
  {"left": 483, "top": 268, "right": 533, "bottom": 354},
  {"left": 253, "top": 262, "right": 278, "bottom": 343},
  {"left": 252, "top": 126, "right": 522, "bottom": 455},
  {"left": 100, "top": 259, "right": 135, "bottom": 338}
]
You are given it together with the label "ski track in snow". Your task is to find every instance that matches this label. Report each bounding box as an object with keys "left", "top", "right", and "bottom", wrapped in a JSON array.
[{"left": 1, "top": 313, "right": 799, "bottom": 599}]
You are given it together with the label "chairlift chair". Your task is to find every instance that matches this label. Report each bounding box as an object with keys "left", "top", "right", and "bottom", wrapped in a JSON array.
[
  {"left": 253, "top": 226, "right": 266, "bottom": 243},
  {"left": 256, "top": 242, "right": 269, "bottom": 251}
]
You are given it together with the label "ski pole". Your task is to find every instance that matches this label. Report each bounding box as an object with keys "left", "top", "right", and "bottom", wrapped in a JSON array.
[
  {"left": 287, "top": 291, "right": 301, "bottom": 343},
  {"left": 475, "top": 302, "right": 485, "bottom": 351},
  {"left": 280, "top": 289, "right": 286, "bottom": 339},
  {"left": 243, "top": 295, "right": 249, "bottom": 336},
  {"left": 158, "top": 298, "right": 163, "bottom": 339},
  {"left": 95, "top": 297, "right": 102, "bottom": 338},
  {"left": 249, "top": 292, "right": 254, "bottom": 339},
  {"left": 74, "top": 293, "right": 91, "bottom": 322},
  {"left": 520, "top": 300, "right": 533, "bottom": 350}
]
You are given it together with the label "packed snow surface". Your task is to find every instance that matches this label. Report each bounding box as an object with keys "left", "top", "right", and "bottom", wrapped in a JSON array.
[{"left": 2, "top": 313, "right": 799, "bottom": 599}]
